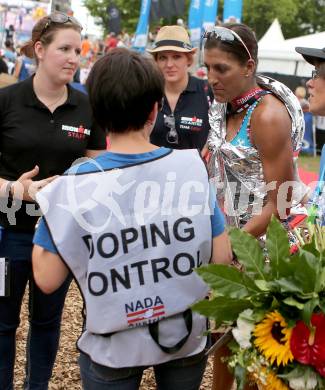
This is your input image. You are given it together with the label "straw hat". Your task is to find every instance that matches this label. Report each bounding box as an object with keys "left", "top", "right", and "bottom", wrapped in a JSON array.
[{"left": 148, "top": 25, "right": 196, "bottom": 53}]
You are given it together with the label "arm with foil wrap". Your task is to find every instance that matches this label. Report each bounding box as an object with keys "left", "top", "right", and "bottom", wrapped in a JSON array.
[{"left": 242, "top": 94, "right": 294, "bottom": 237}]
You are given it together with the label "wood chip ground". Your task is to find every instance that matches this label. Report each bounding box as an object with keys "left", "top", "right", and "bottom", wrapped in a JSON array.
[{"left": 14, "top": 281, "right": 215, "bottom": 389}]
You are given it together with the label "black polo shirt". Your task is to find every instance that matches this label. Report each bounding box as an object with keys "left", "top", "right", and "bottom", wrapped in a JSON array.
[
  {"left": 0, "top": 76, "right": 106, "bottom": 232},
  {"left": 150, "top": 75, "right": 213, "bottom": 150}
]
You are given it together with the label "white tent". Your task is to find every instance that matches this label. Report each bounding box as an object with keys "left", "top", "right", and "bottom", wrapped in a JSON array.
[
  {"left": 257, "top": 20, "right": 322, "bottom": 77},
  {"left": 258, "top": 19, "right": 285, "bottom": 49}
]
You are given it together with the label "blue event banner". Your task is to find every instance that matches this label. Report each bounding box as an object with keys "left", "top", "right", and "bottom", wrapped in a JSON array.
[
  {"left": 202, "top": 0, "right": 218, "bottom": 31},
  {"left": 223, "top": 0, "right": 242, "bottom": 22},
  {"left": 188, "top": 0, "right": 204, "bottom": 47},
  {"left": 132, "top": 0, "right": 151, "bottom": 52}
]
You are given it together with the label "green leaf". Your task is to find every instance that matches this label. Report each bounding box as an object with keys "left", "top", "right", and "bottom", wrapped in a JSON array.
[
  {"left": 302, "top": 235, "right": 320, "bottom": 257},
  {"left": 283, "top": 297, "right": 304, "bottom": 310},
  {"left": 196, "top": 264, "right": 260, "bottom": 299},
  {"left": 266, "top": 216, "right": 290, "bottom": 279},
  {"left": 319, "top": 268, "right": 325, "bottom": 291},
  {"left": 254, "top": 280, "right": 271, "bottom": 291},
  {"left": 234, "top": 364, "right": 247, "bottom": 390},
  {"left": 292, "top": 249, "right": 321, "bottom": 293},
  {"left": 229, "top": 228, "right": 267, "bottom": 280},
  {"left": 272, "top": 250, "right": 321, "bottom": 295},
  {"left": 192, "top": 297, "right": 252, "bottom": 327},
  {"left": 302, "top": 297, "right": 319, "bottom": 325},
  {"left": 278, "top": 364, "right": 310, "bottom": 380},
  {"left": 271, "top": 278, "right": 304, "bottom": 294}
]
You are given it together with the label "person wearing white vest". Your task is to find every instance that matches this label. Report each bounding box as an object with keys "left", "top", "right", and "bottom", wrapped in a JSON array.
[{"left": 32, "top": 48, "right": 232, "bottom": 390}]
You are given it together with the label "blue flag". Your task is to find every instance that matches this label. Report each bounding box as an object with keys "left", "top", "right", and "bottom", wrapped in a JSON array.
[
  {"left": 223, "top": 0, "right": 242, "bottom": 22},
  {"left": 188, "top": 0, "right": 204, "bottom": 47},
  {"left": 202, "top": 0, "right": 218, "bottom": 31},
  {"left": 132, "top": 0, "right": 151, "bottom": 52}
]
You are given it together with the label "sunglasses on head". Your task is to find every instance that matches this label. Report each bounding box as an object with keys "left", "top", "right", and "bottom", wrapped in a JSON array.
[
  {"left": 41, "top": 12, "right": 82, "bottom": 35},
  {"left": 164, "top": 114, "right": 179, "bottom": 145},
  {"left": 201, "top": 26, "right": 252, "bottom": 61}
]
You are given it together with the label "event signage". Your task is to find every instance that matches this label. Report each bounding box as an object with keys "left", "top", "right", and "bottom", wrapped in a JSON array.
[
  {"left": 188, "top": 0, "right": 204, "bottom": 47},
  {"left": 202, "top": 0, "right": 218, "bottom": 31},
  {"left": 132, "top": 0, "right": 151, "bottom": 52},
  {"left": 223, "top": 0, "right": 242, "bottom": 22}
]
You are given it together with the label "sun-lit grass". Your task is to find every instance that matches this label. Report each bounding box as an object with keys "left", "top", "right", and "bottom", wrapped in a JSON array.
[{"left": 298, "top": 154, "right": 321, "bottom": 174}]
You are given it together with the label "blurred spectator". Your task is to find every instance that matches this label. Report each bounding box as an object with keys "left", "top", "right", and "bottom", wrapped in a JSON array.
[
  {"left": 13, "top": 52, "right": 36, "bottom": 81},
  {"left": 196, "top": 66, "right": 208, "bottom": 80},
  {"left": 105, "top": 32, "right": 117, "bottom": 52},
  {"left": 5, "top": 25, "right": 15, "bottom": 44},
  {"left": 92, "top": 39, "right": 104, "bottom": 59},
  {"left": 3, "top": 40, "right": 16, "bottom": 74},
  {"left": 4, "top": 41, "right": 16, "bottom": 64},
  {"left": 116, "top": 34, "right": 126, "bottom": 48},
  {"left": 295, "top": 86, "right": 314, "bottom": 154},
  {"left": 121, "top": 30, "right": 130, "bottom": 47},
  {"left": 295, "top": 86, "right": 308, "bottom": 108},
  {"left": 0, "top": 50, "right": 17, "bottom": 88},
  {"left": 81, "top": 34, "right": 91, "bottom": 58}
]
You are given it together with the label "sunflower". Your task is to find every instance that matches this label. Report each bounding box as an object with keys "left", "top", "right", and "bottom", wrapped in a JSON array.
[
  {"left": 250, "top": 366, "right": 289, "bottom": 390},
  {"left": 258, "top": 369, "right": 289, "bottom": 390},
  {"left": 254, "top": 311, "right": 294, "bottom": 366}
]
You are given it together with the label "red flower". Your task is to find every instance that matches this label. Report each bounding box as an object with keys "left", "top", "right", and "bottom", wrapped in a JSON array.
[
  {"left": 290, "top": 313, "right": 325, "bottom": 375},
  {"left": 289, "top": 244, "right": 299, "bottom": 255}
]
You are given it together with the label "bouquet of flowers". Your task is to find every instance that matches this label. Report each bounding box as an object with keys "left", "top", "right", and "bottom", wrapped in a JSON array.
[{"left": 193, "top": 216, "right": 325, "bottom": 390}]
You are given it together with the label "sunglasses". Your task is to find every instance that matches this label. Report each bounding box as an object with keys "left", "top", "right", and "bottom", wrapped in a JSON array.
[
  {"left": 201, "top": 26, "right": 252, "bottom": 61},
  {"left": 41, "top": 12, "right": 82, "bottom": 35},
  {"left": 164, "top": 114, "right": 179, "bottom": 145}
]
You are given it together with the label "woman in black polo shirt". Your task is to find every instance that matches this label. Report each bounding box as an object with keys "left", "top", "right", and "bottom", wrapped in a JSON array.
[
  {"left": 148, "top": 25, "right": 213, "bottom": 150},
  {"left": 0, "top": 13, "right": 106, "bottom": 390}
]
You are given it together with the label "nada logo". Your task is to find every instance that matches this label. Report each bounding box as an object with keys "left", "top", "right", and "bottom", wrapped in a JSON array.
[{"left": 125, "top": 296, "right": 165, "bottom": 326}]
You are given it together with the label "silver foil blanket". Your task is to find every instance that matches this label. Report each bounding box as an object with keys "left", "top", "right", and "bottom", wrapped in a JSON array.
[{"left": 207, "top": 75, "right": 305, "bottom": 227}]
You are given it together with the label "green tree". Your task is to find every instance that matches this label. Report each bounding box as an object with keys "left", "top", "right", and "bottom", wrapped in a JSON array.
[
  {"left": 83, "top": 0, "right": 192, "bottom": 37},
  {"left": 241, "top": 0, "right": 325, "bottom": 39},
  {"left": 83, "top": 0, "right": 325, "bottom": 40},
  {"left": 83, "top": 0, "right": 141, "bottom": 36},
  {"left": 242, "top": 0, "right": 299, "bottom": 39},
  {"left": 282, "top": 0, "right": 325, "bottom": 38}
]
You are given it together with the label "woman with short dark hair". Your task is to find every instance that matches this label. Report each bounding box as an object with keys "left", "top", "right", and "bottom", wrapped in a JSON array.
[{"left": 32, "top": 48, "right": 232, "bottom": 390}]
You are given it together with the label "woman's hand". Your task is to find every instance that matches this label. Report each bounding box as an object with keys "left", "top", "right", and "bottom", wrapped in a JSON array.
[
  {"left": 201, "top": 144, "right": 211, "bottom": 163},
  {"left": 11, "top": 166, "right": 58, "bottom": 202}
]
